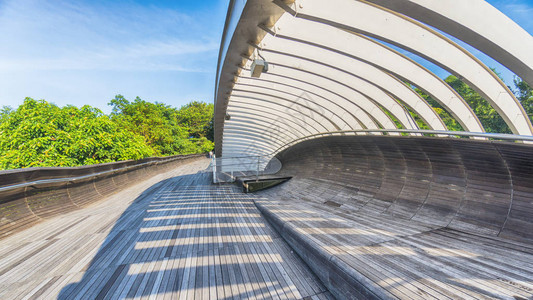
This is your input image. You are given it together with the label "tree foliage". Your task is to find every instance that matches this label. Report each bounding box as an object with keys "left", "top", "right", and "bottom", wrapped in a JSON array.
[
  {"left": 409, "top": 73, "right": 533, "bottom": 134},
  {"left": 108, "top": 95, "right": 214, "bottom": 156},
  {"left": 176, "top": 101, "right": 214, "bottom": 140},
  {"left": 445, "top": 75, "right": 511, "bottom": 133},
  {"left": 513, "top": 76, "right": 533, "bottom": 120},
  {"left": 411, "top": 86, "right": 464, "bottom": 132},
  {"left": 0, "top": 96, "right": 214, "bottom": 170},
  {"left": 0, "top": 98, "right": 154, "bottom": 169}
]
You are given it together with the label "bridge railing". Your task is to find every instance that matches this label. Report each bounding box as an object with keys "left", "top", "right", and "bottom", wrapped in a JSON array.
[
  {"left": 212, "top": 155, "right": 282, "bottom": 183},
  {"left": 268, "top": 129, "right": 533, "bottom": 155},
  {"left": 0, "top": 154, "right": 205, "bottom": 239},
  {"left": 213, "top": 129, "right": 533, "bottom": 183}
]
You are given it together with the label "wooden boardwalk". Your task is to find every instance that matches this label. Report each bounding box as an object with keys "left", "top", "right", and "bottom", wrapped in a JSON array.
[
  {"left": 0, "top": 159, "right": 330, "bottom": 300},
  {"left": 256, "top": 177, "right": 533, "bottom": 299}
]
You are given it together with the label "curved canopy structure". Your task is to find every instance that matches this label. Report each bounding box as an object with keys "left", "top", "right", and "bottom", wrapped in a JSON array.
[{"left": 215, "top": 0, "right": 533, "bottom": 158}]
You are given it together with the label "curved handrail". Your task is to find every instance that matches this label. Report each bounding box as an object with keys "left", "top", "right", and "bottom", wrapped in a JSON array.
[
  {"left": 220, "top": 129, "right": 533, "bottom": 160},
  {"left": 0, "top": 154, "right": 202, "bottom": 194},
  {"left": 272, "top": 129, "right": 533, "bottom": 155}
]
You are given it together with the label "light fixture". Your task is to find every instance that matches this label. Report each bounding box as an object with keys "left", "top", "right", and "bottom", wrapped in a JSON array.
[{"left": 250, "top": 52, "right": 268, "bottom": 78}]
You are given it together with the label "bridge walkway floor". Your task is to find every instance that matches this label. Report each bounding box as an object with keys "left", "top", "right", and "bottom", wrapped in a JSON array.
[
  {"left": 0, "top": 159, "right": 330, "bottom": 300},
  {"left": 255, "top": 179, "right": 533, "bottom": 299}
]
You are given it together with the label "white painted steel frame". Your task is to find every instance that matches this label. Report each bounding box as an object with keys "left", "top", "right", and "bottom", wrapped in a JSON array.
[
  {"left": 284, "top": 0, "right": 532, "bottom": 135},
  {"left": 270, "top": 11, "right": 485, "bottom": 133},
  {"left": 235, "top": 79, "right": 361, "bottom": 130},
  {"left": 215, "top": 0, "right": 533, "bottom": 158},
  {"left": 241, "top": 60, "right": 396, "bottom": 129},
  {"left": 364, "top": 0, "right": 533, "bottom": 87},
  {"left": 224, "top": 120, "right": 302, "bottom": 142},
  {"left": 237, "top": 70, "right": 379, "bottom": 129},
  {"left": 226, "top": 111, "right": 312, "bottom": 138},
  {"left": 257, "top": 34, "right": 443, "bottom": 130},
  {"left": 228, "top": 99, "right": 325, "bottom": 133},
  {"left": 230, "top": 94, "right": 334, "bottom": 131},
  {"left": 234, "top": 84, "right": 350, "bottom": 130},
  {"left": 254, "top": 50, "right": 415, "bottom": 129}
]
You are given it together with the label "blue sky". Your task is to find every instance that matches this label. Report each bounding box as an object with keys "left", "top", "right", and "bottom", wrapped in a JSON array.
[
  {"left": 0, "top": 0, "right": 532, "bottom": 113},
  {"left": 0, "top": 0, "right": 228, "bottom": 113},
  {"left": 401, "top": 0, "right": 533, "bottom": 88}
]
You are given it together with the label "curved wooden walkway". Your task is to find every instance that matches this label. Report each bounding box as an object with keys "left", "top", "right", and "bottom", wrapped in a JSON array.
[
  {"left": 257, "top": 136, "right": 533, "bottom": 299},
  {"left": 0, "top": 159, "right": 330, "bottom": 300}
]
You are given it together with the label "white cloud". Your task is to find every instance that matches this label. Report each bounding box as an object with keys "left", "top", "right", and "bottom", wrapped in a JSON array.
[
  {"left": 505, "top": 3, "right": 533, "bottom": 14},
  {"left": 492, "top": 0, "right": 533, "bottom": 30},
  {"left": 0, "top": 0, "right": 226, "bottom": 109},
  {"left": 0, "top": 0, "right": 219, "bottom": 72}
]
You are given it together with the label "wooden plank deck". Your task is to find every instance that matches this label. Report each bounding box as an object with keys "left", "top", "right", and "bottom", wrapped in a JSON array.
[
  {"left": 255, "top": 178, "right": 533, "bottom": 299},
  {"left": 0, "top": 159, "right": 330, "bottom": 300}
]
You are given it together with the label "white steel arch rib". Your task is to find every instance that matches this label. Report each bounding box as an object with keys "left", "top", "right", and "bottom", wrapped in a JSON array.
[
  {"left": 224, "top": 120, "right": 298, "bottom": 144},
  {"left": 214, "top": 0, "right": 533, "bottom": 158},
  {"left": 248, "top": 59, "right": 397, "bottom": 129},
  {"left": 233, "top": 83, "right": 353, "bottom": 131},
  {"left": 257, "top": 32, "right": 444, "bottom": 130},
  {"left": 238, "top": 59, "right": 391, "bottom": 131},
  {"left": 268, "top": 13, "right": 483, "bottom": 133},
  {"left": 227, "top": 96, "right": 336, "bottom": 146},
  {"left": 226, "top": 82, "right": 381, "bottom": 155},
  {"left": 221, "top": 135, "right": 289, "bottom": 156},
  {"left": 281, "top": 0, "right": 533, "bottom": 135},
  {"left": 222, "top": 135, "right": 280, "bottom": 154},
  {"left": 230, "top": 92, "right": 337, "bottom": 131},
  {"left": 224, "top": 121, "right": 300, "bottom": 143},
  {"left": 226, "top": 110, "right": 313, "bottom": 138},
  {"left": 238, "top": 71, "right": 378, "bottom": 129},
  {"left": 228, "top": 98, "right": 325, "bottom": 134},
  {"left": 224, "top": 107, "right": 316, "bottom": 150},
  {"left": 223, "top": 128, "right": 291, "bottom": 151},
  {"left": 235, "top": 77, "right": 363, "bottom": 131},
  {"left": 363, "top": 0, "right": 533, "bottom": 87},
  {"left": 258, "top": 57, "right": 407, "bottom": 130},
  {"left": 222, "top": 137, "right": 286, "bottom": 156},
  {"left": 226, "top": 107, "right": 315, "bottom": 140}
]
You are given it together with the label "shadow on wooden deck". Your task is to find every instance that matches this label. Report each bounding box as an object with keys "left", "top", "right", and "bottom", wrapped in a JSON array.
[{"left": 57, "top": 172, "right": 329, "bottom": 300}]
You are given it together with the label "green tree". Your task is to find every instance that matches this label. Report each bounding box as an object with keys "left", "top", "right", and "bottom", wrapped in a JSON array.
[
  {"left": 445, "top": 75, "right": 511, "bottom": 133},
  {"left": 513, "top": 76, "right": 533, "bottom": 122},
  {"left": 0, "top": 98, "right": 154, "bottom": 169},
  {"left": 412, "top": 86, "right": 464, "bottom": 131},
  {"left": 108, "top": 95, "right": 214, "bottom": 156},
  {"left": 109, "top": 95, "right": 184, "bottom": 155},
  {"left": 205, "top": 117, "right": 214, "bottom": 142},
  {"left": 402, "top": 81, "right": 464, "bottom": 132},
  {"left": 0, "top": 106, "right": 13, "bottom": 124},
  {"left": 176, "top": 101, "right": 215, "bottom": 139}
]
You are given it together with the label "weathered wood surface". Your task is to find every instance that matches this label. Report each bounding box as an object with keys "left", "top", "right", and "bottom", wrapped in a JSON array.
[
  {"left": 254, "top": 136, "right": 533, "bottom": 299},
  {"left": 0, "top": 158, "right": 330, "bottom": 300},
  {"left": 0, "top": 154, "right": 204, "bottom": 240}
]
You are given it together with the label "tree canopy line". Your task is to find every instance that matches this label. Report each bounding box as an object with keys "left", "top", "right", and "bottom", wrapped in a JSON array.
[
  {"left": 0, "top": 95, "right": 214, "bottom": 170},
  {"left": 0, "top": 74, "right": 532, "bottom": 170},
  {"left": 392, "top": 75, "right": 533, "bottom": 134}
]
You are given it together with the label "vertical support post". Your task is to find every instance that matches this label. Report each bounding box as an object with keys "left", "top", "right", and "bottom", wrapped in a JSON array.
[
  {"left": 212, "top": 154, "right": 217, "bottom": 184},
  {"left": 256, "top": 156, "right": 260, "bottom": 182}
]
